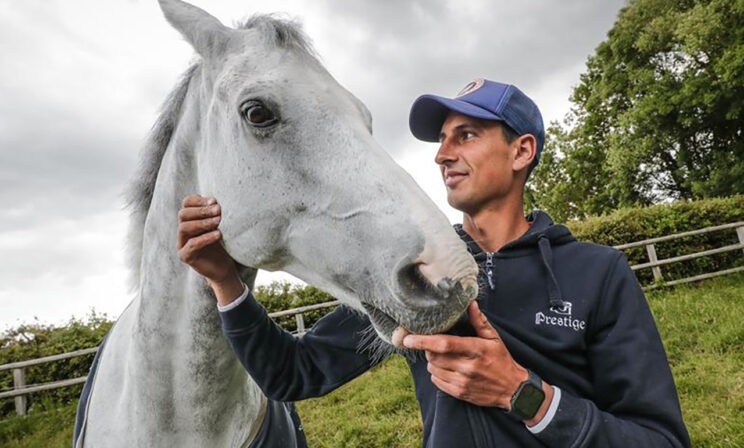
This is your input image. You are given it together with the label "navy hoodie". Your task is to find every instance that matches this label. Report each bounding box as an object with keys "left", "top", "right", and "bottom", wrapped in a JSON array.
[{"left": 219, "top": 211, "right": 691, "bottom": 447}]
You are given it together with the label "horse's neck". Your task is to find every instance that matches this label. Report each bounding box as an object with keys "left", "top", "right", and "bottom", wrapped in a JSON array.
[
  {"left": 137, "top": 112, "right": 203, "bottom": 336},
  {"left": 127, "top": 86, "right": 263, "bottom": 427},
  {"left": 83, "top": 74, "right": 265, "bottom": 446},
  {"left": 134, "top": 99, "right": 242, "bottom": 374}
]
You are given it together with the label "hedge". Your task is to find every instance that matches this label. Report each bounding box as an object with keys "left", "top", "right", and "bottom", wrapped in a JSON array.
[
  {"left": 0, "top": 286, "right": 334, "bottom": 418},
  {"left": 566, "top": 195, "right": 744, "bottom": 285},
  {"left": 253, "top": 282, "right": 336, "bottom": 332},
  {"left": 0, "top": 313, "right": 112, "bottom": 418}
]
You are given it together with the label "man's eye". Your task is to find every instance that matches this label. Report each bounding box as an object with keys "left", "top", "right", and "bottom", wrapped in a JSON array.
[{"left": 462, "top": 131, "right": 475, "bottom": 140}]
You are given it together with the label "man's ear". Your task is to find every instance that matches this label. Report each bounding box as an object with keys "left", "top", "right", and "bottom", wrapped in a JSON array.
[{"left": 512, "top": 134, "right": 537, "bottom": 173}]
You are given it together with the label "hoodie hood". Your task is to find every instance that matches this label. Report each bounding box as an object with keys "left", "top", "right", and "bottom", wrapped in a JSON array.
[{"left": 453, "top": 210, "right": 575, "bottom": 309}]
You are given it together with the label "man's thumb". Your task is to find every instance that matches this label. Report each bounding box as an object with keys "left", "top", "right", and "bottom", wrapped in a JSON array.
[{"left": 468, "top": 301, "right": 499, "bottom": 340}]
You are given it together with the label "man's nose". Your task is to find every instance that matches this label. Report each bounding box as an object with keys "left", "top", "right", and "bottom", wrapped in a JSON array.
[{"left": 435, "top": 139, "right": 457, "bottom": 165}]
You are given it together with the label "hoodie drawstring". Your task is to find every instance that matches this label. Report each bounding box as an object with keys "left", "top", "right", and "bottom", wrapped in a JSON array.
[{"left": 538, "top": 235, "right": 566, "bottom": 309}]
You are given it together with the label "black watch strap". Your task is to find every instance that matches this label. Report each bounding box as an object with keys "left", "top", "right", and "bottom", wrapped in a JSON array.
[{"left": 505, "top": 370, "right": 545, "bottom": 422}]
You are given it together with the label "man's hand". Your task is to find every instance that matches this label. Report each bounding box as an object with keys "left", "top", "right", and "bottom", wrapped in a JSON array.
[
  {"left": 402, "top": 301, "right": 552, "bottom": 425},
  {"left": 177, "top": 195, "right": 243, "bottom": 305}
]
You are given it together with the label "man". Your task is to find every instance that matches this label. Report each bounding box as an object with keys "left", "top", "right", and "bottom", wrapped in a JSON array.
[{"left": 178, "top": 79, "right": 691, "bottom": 447}]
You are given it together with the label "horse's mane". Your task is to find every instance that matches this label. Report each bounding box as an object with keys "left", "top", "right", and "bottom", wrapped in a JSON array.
[{"left": 124, "top": 14, "right": 316, "bottom": 291}]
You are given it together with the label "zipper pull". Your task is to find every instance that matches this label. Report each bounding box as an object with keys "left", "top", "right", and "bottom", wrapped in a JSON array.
[{"left": 485, "top": 252, "right": 495, "bottom": 290}]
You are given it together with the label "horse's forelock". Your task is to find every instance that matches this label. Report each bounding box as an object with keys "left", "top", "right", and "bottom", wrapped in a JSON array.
[{"left": 236, "top": 14, "right": 318, "bottom": 59}]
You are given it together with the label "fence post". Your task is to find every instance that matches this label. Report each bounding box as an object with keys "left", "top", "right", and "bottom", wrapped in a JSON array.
[
  {"left": 13, "top": 368, "right": 27, "bottom": 416},
  {"left": 737, "top": 226, "right": 744, "bottom": 256},
  {"left": 295, "top": 313, "right": 306, "bottom": 335},
  {"left": 645, "top": 243, "right": 663, "bottom": 282}
]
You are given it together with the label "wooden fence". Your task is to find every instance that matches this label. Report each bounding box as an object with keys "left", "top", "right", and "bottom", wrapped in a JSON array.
[
  {"left": 0, "top": 302, "right": 338, "bottom": 416},
  {"left": 0, "top": 348, "right": 98, "bottom": 417},
  {"left": 2, "top": 221, "right": 743, "bottom": 416},
  {"left": 617, "top": 221, "right": 744, "bottom": 288}
]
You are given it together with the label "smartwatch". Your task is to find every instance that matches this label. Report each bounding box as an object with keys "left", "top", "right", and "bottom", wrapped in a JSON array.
[{"left": 506, "top": 369, "right": 545, "bottom": 421}]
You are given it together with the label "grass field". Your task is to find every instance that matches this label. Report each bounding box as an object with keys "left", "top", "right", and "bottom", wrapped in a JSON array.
[{"left": 2, "top": 273, "right": 743, "bottom": 447}]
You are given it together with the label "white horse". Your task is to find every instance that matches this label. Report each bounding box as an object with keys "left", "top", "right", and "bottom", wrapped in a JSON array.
[{"left": 74, "top": 1, "right": 478, "bottom": 446}]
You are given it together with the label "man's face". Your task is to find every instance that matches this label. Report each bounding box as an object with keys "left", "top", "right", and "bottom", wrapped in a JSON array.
[{"left": 435, "top": 112, "right": 517, "bottom": 214}]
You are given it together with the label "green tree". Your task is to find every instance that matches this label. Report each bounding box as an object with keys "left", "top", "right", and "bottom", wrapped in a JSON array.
[{"left": 528, "top": 0, "right": 744, "bottom": 220}]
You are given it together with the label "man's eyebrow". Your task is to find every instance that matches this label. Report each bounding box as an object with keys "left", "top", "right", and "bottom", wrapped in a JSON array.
[{"left": 439, "top": 122, "right": 482, "bottom": 141}]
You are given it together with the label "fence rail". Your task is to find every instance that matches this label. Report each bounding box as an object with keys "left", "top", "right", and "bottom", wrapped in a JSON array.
[
  {"left": 622, "top": 221, "right": 744, "bottom": 288},
  {"left": 3, "top": 221, "right": 744, "bottom": 416}
]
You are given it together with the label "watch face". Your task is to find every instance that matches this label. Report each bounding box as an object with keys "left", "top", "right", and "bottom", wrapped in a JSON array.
[{"left": 513, "top": 383, "right": 545, "bottom": 418}]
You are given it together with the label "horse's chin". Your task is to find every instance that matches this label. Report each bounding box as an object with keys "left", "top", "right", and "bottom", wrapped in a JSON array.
[
  {"left": 361, "top": 302, "right": 455, "bottom": 348},
  {"left": 361, "top": 275, "right": 478, "bottom": 347},
  {"left": 362, "top": 303, "right": 401, "bottom": 345}
]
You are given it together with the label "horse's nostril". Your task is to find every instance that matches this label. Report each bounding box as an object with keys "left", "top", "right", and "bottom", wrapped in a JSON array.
[
  {"left": 397, "top": 263, "right": 444, "bottom": 306},
  {"left": 398, "top": 263, "right": 424, "bottom": 291}
]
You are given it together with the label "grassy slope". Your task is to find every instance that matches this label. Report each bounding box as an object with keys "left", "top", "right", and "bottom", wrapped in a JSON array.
[
  {"left": 648, "top": 274, "right": 744, "bottom": 447},
  {"left": 2, "top": 273, "right": 743, "bottom": 447},
  {"left": 297, "top": 356, "right": 420, "bottom": 447},
  {"left": 0, "top": 404, "right": 75, "bottom": 448}
]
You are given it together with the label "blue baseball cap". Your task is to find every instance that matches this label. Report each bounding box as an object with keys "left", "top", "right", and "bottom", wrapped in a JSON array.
[{"left": 409, "top": 78, "right": 545, "bottom": 168}]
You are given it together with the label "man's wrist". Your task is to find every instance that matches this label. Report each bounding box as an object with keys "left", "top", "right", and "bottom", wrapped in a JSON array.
[
  {"left": 506, "top": 366, "right": 530, "bottom": 408},
  {"left": 504, "top": 367, "right": 551, "bottom": 424},
  {"left": 217, "top": 283, "right": 250, "bottom": 312},
  {"left": 208, "top": 272, "right": 244, "bottom": 307},
  {"left": 524, "top": 380, "right": 554, "bottom": 427}
]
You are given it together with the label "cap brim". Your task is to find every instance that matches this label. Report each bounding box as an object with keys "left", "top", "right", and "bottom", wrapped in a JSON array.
[{"left": 409, "top": 94, "right": 505, "bottom": 142}]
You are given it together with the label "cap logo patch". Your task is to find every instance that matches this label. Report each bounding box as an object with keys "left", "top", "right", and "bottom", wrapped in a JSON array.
[{"left": 456, "top": 78, "right": 484, "bottom": 97}]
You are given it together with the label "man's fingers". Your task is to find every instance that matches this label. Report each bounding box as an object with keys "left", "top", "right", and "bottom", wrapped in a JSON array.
[
  {"left": 181, "top": 195, "right": 208, "bottom": 207},
  {"left": 178, "top": 204, "right": 221, "bottom": 222},
  {"left": 178, "top": 230, "right": 222, "bottom": 262},
  {"left": 427, "top": 360, "right": 482, "bottom": 384},
  {"left": 181, "top": 195, "right": 217, "bottom": 208},
  {"left": 426, "top": 351, "right": 479, "bottom": 374},
  {"left": 177, "top": 217, "right": 221, "bottom": 249},
  {"left": 403, "top": 334, "right": 451, "bottom": 352},
  {"left": 427, "top": 362, "right": 464, "bottom": 385},
  {"left": 403, "top": 334, "right": 475, "bottom": 356},
  {"left": 430, "top": 373, "right": 469, "bottom": 402},
  {"left": 468, "top": 301, "right": 500, "bottom": 340}
]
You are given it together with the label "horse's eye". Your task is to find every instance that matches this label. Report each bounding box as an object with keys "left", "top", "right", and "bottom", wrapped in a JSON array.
[{"left": 241, "top": 101, "right": 278, "bottom": 128}]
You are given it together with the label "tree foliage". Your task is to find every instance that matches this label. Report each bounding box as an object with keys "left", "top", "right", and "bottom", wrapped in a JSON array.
[{"left": 528, "top": 0, "right": 744, "bottom": 221}]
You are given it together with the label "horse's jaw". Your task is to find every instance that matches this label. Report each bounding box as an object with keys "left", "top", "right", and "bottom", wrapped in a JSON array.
[
  {"left": 244, "top": 216, "right": 478, "bottom": 346},
  {"left": 290, "top": 271, "right": 477, "bottom": 346}
]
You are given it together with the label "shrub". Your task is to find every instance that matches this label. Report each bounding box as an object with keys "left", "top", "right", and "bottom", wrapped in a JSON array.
[
  {"left": 253, "top": 282, "right": 337, "bottom": 332},
  {"left": 0, "top": 312, "right": 112, "bottom": 418},
  {"left": 567, "top": 195, "right": 744, "bottom": 285},
  {"left": 0, "top": 285, "right": 337, "bottom": 418}
]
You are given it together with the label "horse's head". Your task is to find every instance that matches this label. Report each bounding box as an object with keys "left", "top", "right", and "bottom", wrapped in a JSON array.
[{"left": 159, "top": 0, "right": 478, "bottom": 344}]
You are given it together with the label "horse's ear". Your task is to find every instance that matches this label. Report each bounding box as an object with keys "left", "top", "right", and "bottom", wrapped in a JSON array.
[{"left": 158, "top": 0, "right": 232, "bottom": 59}]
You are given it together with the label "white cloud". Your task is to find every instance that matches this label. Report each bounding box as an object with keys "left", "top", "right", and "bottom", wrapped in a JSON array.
[{"left": 0, "top": 210, "right": 131, "bottom": 331}]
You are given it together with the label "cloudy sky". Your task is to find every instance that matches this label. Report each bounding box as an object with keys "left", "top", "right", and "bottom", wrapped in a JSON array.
[{"left": 0, "top": 0, "right": 627, "bottom": 330}]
